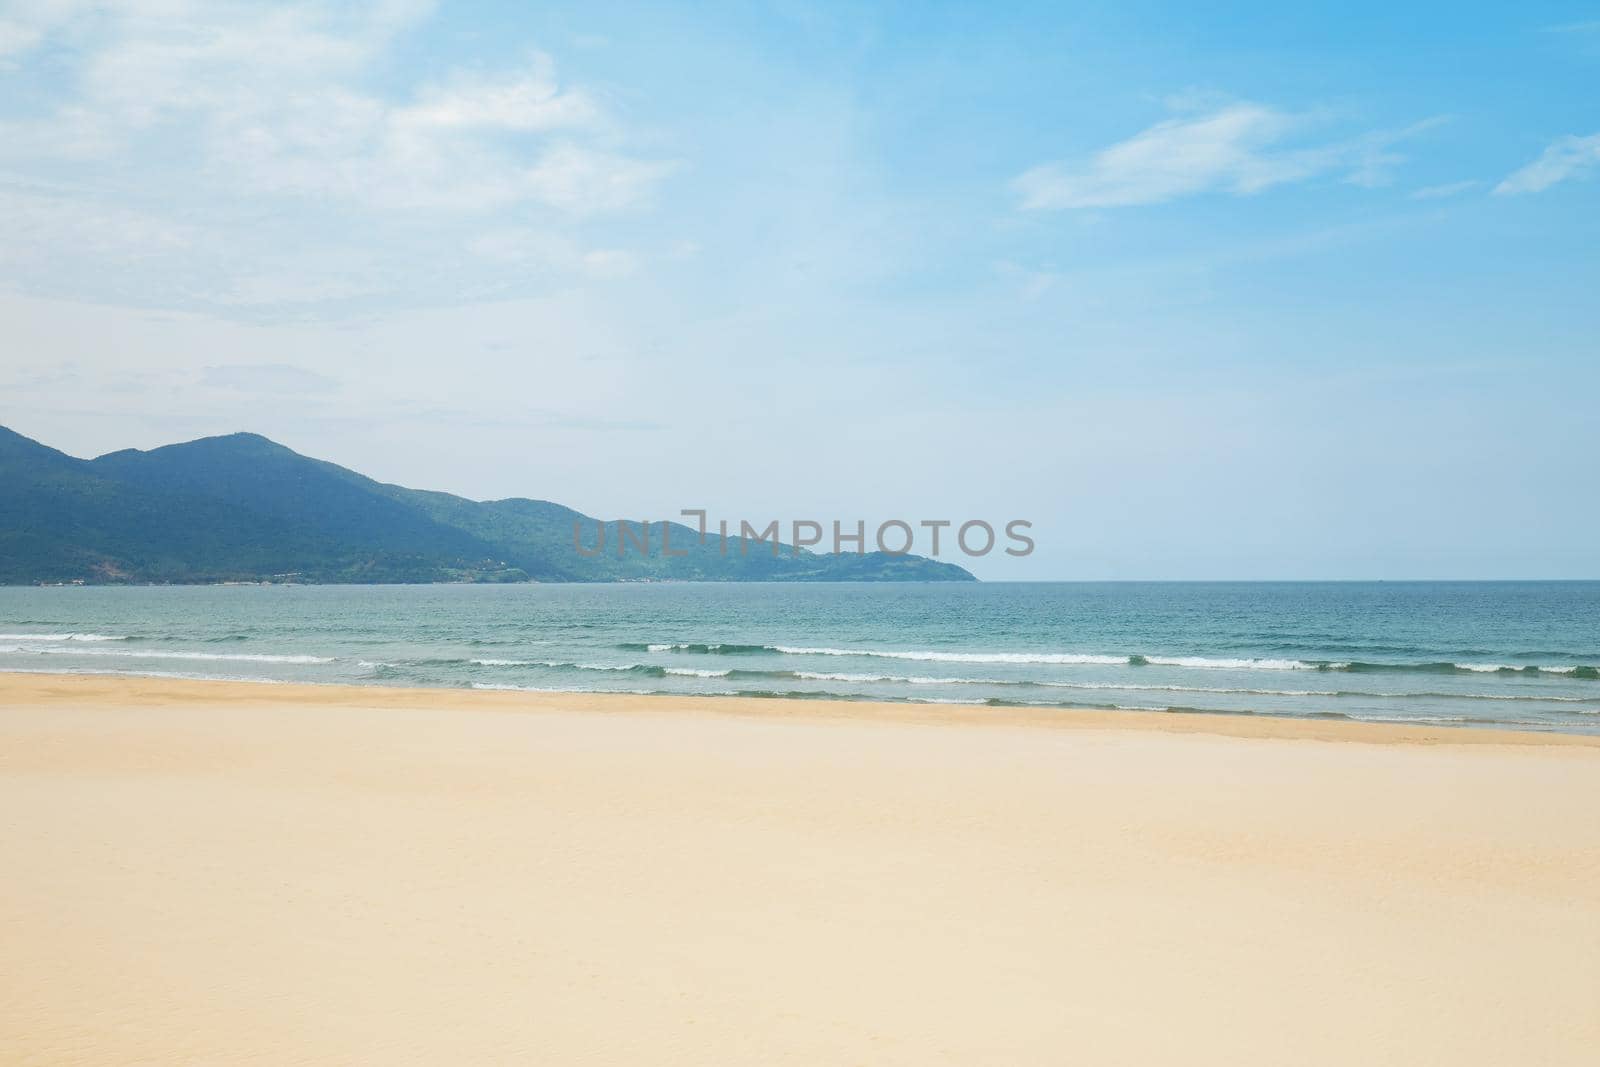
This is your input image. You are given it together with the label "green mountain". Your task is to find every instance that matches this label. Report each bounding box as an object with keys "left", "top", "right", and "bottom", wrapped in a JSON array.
[{"left": 0, "top": 426, "right": 975, "bottom": 584}]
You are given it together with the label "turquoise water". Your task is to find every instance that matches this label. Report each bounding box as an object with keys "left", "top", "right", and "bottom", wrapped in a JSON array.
[{"left": 2, "top": 582, "right": 1598, "bottom": 733}]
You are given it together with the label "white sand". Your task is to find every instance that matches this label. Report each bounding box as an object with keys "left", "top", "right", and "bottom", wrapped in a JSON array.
[{"left": 2, "top": 674, "right": 1597, "bottom": 1064}]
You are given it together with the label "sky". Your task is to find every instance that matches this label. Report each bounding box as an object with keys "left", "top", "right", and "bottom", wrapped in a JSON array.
[{"left": 0, "top": 1, "right": 1596, "bottom": 580}]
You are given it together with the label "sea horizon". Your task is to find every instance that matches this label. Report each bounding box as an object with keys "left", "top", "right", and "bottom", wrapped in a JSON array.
[{"left": 14, "top": 577, "right": 1600, "bottom": 585}]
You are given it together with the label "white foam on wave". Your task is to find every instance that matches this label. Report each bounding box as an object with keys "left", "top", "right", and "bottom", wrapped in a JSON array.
[
  {"left": 1444, "top": 662, "right": 1591, "bottom": 674},
  {"left": 1141, "top": 655, "right": 1317, "bottom": 671},
  {"left": 664, "top": 667, "right": 732, "bottom": 678},
  {"left": 1348, "top": 713, "right": 1472, "bottom": 725},
  {"left": 777, "top": 647, "right": 1332, "bottom": 670},
  {"left": 9, "top": 646, "right": 333, "bottom": 665},
  {"left": 794, "top": 671, "right": 907, "bottom": 683},
  {"left": 1396, "top": 691, "right": 1592, "bottom": 704},
  {"left": 0, "top": 666, "right": 288, "bottom": 684},
  {"left": 471, "top": 682, "right": 554, "bottom": 692},
  {"left": 645, "top": 642, "right": 1599, "bottom": 678},
  {"left": 790, "top": 670, "right": 1338, "bottom": 697},
  {"left": 470, "top": 682, "right": 656, "bottom": 695},
  {"left": 473, "top": 659, "right": 647, "bottom": 672},
  {"left": 1042, "top": 680, "right": 1337, "bottom": 696},
  {"left": 773, "top": 646, "right": 1128, "bottom": 665},
  {"left": 0, "top": 632, "right": 128, "bottom": 642}
]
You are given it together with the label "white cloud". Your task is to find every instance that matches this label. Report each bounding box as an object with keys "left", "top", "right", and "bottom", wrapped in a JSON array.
[
  {"left": 579, "top": 249, "right": 638, "bottom": 280},
  {"left": 4, "top": 1, "right": 430, "bottom": 120},
  {"left": 0, "top": 3, "right": 667, "bottom": 216},
  {"left": 1495, "top": 133, "right": 1600, "bottom": 195},
  {"left": 1013, "top": 101, "right": 1430, "bottom": 210},
  {"left": 397, "top": 58, "right": 599, "bottom": 133},
  {"left": 519, "top": 143, "right": 676, "bottom": 215},
  {"left": 0, "top": 0, "right": 93, "bottom": 62},
  {"left": 208, "top": 91, "right": 672, "bottom": 214},
  {"left": 0, "top": 17, "right": 43, "bottom": 59},
  {"left": 466, "top": 229, "right": 638, "bottom": 280},
  {"left": 0, "top": 1, "right": 674, "bottom": 312}
]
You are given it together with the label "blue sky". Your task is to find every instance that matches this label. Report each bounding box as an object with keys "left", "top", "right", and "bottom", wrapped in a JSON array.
[{"left": 0, "top": 1, "right": 1596, "bottom": 578}]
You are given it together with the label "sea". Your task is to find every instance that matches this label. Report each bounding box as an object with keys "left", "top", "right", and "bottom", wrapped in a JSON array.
[{"left": 2, "top": 582, "right": 1598, "bottom": 734}]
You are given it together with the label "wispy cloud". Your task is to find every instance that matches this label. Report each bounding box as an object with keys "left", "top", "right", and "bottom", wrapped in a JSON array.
[
  {"left": 398, "top": 58, "right": 601, "bottom": 134},
  {"left": 0, "top": 2, "right": 673, "bottom": 314},
  {"left": 1012, "top": 101, "right": 1435, "bottom": 211},
  {"left": 1495, "top": 133, "right": 1600, "bottom": 195},
  {"left": 0, "top": 5, "right": 670, "bottom": 216},
  {"left": 466, "top": 229, "right": 640, "bottom": 280}
]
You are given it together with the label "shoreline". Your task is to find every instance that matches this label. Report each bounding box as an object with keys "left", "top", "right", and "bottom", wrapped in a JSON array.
[{"left": 3, "top": 670, "right": 1598, "bottom": 747}]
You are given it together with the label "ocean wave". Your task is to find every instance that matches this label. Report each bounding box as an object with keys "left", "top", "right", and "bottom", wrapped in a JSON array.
[
  {"left": 12, "top": 636, "right": 1592, "bottom": 686},
  {"left": 624, "top": 641, "right": 1599, "bottom": 679},
  {"left": 1137, "top": 655, "right": 1318, "bottom": 671},
  {"left": 811, "top": 673, "right": 1600, "bottom": 705},
  {"left": 1041, "top": 679, "right": 1337, "bottom": 696},
  {"left": 2, "top": 646, "right": 333, "bottom": 665},
  {"left": 464, "top": 658, "right": 670, "bottom": 676},
  {"left": 1344, "top": 713, "right": 1470, "bottom": 725},
  {"left": 1364, "top": 690, "right": 1600, "bottom": 705},
  {"left": 473, "top": 664, "right": 1597, "bottom": 707},
  {"left": 1132, "top": 655, "right": 1595, "bottom": 676},
  {"left": 586, "top": 684, "right": 1589, "bottom": 727},
  {"left": 469, "top": 682, "right": 658, "bottom": 695},
  {"left": 620, "top": 642, "right": 771, "bottom": 655},
  {"left": 785, "top": 671, "right": 1328, "bottom": 696},
  {"left": 388, "top": 657, "right": 742, "bottom": 679},
  {"left": 1333, "top": 661, "right": 1599, "bottom": 679},
  {"left": 792, "top": 670, "right": 916, "bottom": 683},
  {"left": 980, "top": 696, "right": 1197, "bottom": 714},
  {"left": 1341, "top": 713, "right": 1563, "bottom": 729},
  {"left": 569, "top": 662, "right": 665, "bottom": 676},
  {"left": 471, "top": 682, "right": 561, "bottom": 692},
  {"left": 0, "top": 666, "right": 288, "bottom": 684},
  {"left": 775, "top": 647, "right": 1131, "bottom": 665},
  {"left": 0, "top": 632, "right": 128, "bottom": 642}
]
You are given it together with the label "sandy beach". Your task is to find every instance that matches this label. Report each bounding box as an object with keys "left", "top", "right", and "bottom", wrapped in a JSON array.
[{"left": 2, "top": 673, "right": 1597, "bottom": 1064}]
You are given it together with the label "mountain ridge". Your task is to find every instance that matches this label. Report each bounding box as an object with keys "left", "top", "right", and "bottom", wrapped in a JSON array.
[{"left": 0, "top": 426, "right": 976, "bottom": 585}]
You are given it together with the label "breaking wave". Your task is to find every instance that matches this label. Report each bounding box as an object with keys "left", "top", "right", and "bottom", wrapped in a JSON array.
[
  {"left": 0, "top": 632, "right": 128, "bottom": 642},
  {"left": 0, "top": 646, "right": 333, "bottom": 665},
  {"left": 617, "top": 641, "right": 1598, "bottom": 678}
]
